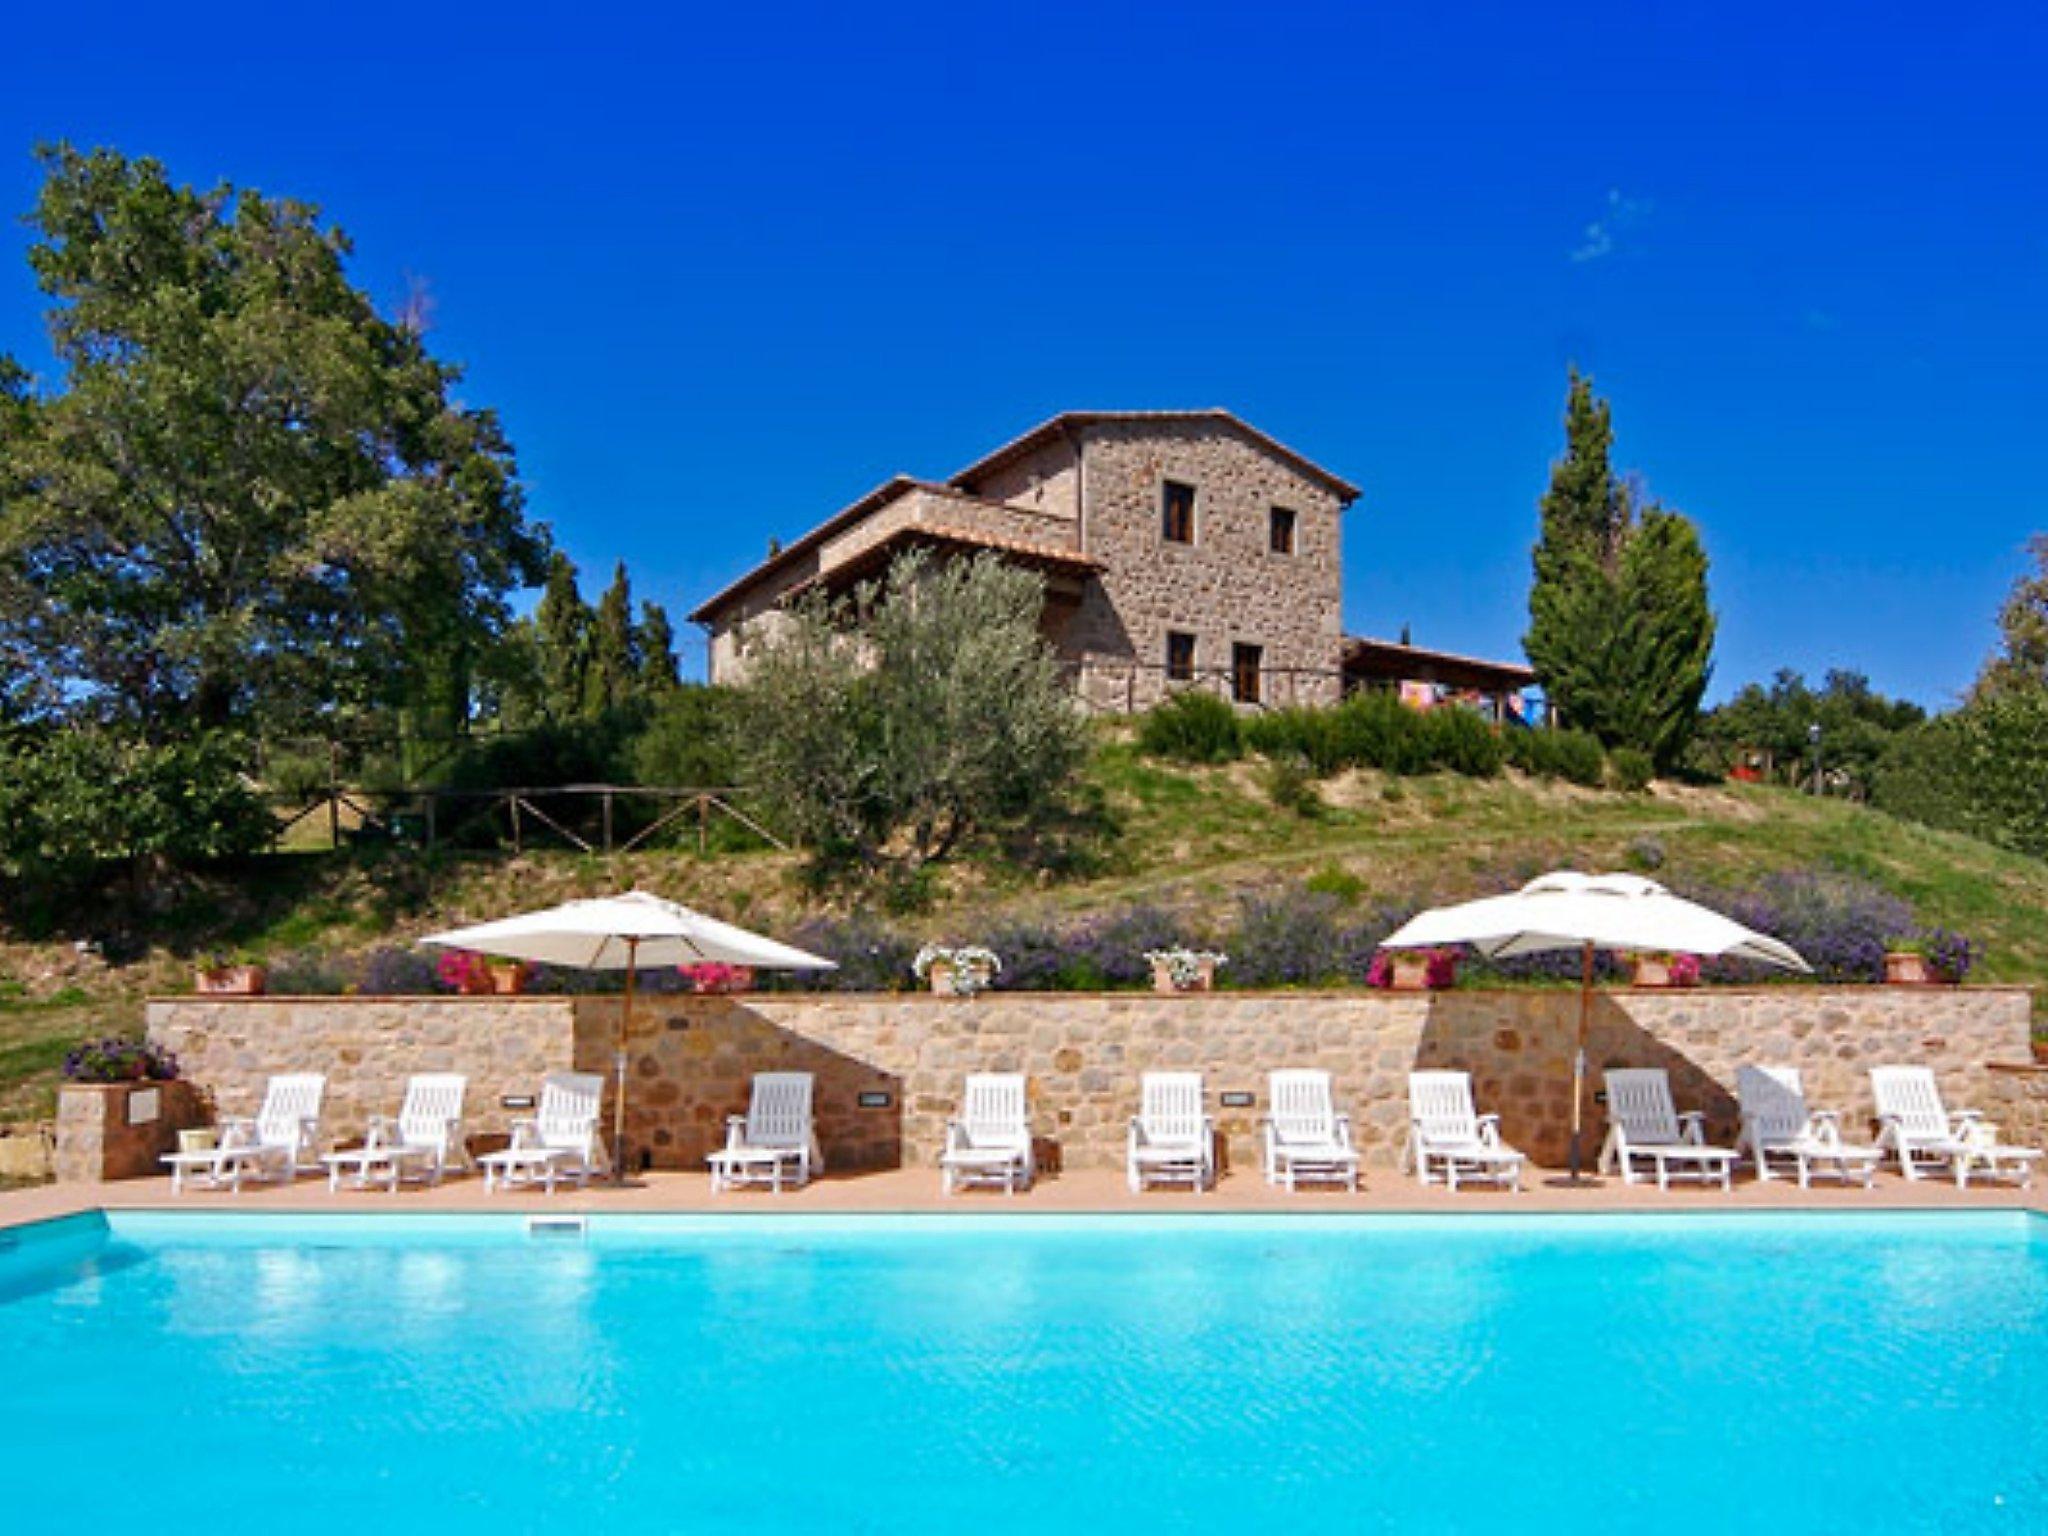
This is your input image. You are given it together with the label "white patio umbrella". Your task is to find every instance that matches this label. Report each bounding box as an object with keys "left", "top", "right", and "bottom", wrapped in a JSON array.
[
  {"left": 1378, "top": 871, "right": 1809, "bottom": 1181},
  {"left": 422, "top": 891, "right": 835, "bottom": 1182}
]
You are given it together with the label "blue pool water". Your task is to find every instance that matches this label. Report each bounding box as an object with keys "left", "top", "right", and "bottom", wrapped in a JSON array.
[{"left": 2, "top": 1211, "right": 2045, "bottom": 1532}]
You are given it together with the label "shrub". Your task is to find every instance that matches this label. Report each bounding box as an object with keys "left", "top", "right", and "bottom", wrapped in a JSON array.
[
  {"left": 266, "top": 950, "right": 352, "bottom": 995},
  {"left": 1504, "top": 726, "right": 1606, "bottom": 787},
  {"left": 1138, "top": 691, "right": 1243, "bottom": 763},
  {"left": 360, "top": 947, "right": 440, "bottom": 995},
  {"left": 1304, "top": 863, "right": 1365, "bottom": 904},
  {"left": 1694, "top": 869, "right": 1914, "bottom": 984},
  {"left": 771, "top": 913, "right": 921, "bottom": 992},
  {"left": 1262, "top": 752, "right": 1323, "bottom": 816},
  {"left": 1609, "top": 747, "right": 1655, "bottom": 792},
  {"left": 1422, "top": 707, "right": 1506, "bottom": 777}
]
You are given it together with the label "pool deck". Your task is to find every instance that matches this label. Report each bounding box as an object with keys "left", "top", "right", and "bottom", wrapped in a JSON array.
[{"left": 4, "top": 1166, "right": 2045, "bottom": 1229}]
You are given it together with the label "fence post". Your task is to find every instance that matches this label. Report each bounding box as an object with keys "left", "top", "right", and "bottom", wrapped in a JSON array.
[
  {"left": 509, "top": 795, "right": 522, "bottom": 854},
  {"left": 327, "top": 740, "right": 341, "bottom": 849},
  {"left": 602, "top": 791, "right": 615, "bottom": 853}
]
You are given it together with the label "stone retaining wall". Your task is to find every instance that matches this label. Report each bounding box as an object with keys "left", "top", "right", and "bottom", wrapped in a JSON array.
[
  {"left": 1984, "top": 1063, "right": 2048, "bottom": 1148},
  {"left": 143, "top": 987, "right": 2031, "bottom": 1180}
]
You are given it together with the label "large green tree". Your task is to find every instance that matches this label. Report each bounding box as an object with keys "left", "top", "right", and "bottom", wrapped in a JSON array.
[
  {"left": 1524, "top": 370, "right": 1716, "bottom": 770},
  {"left": 0, "top": 145, "right": 549, "bottom": 741},
  {"left": 732, "top": 550, "right": 1089, "bottom": 878},
  {"left": 1974, "top": 534, "right": 2048, "bottom": 700}
]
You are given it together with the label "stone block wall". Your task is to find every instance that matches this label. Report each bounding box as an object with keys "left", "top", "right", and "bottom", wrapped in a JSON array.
[
  {"left": 147, "top": 996, "right": 575, "bottom": 1154},
  {"left": 141, "top": 987, "right": 2031, "bottom": 1181},
  {"left": 53, "top": 1081, "right": 204, "bottom": 1183},
  {"left": 1983, "top": 1063, "right": 2048, "bottom": 1148}
]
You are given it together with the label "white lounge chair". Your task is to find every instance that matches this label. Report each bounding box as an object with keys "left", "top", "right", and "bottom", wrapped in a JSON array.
[
  {"left": 1403, "top": 1070, "right": 1525, "bottom": 1192},
  {"left": 1127, "top": 1071, "right": 1214, "bottom": 1192},
  {"left": 1598, "top": 1068, "right": 1738, "bottom": 1190},
  {"left": 162, "top": 1072, "right": 325, "bottom": 1194},
  {"left": 1261, "top": 1069, "right": 1360, "bottom": 1191},
  {"left": 707, "top": 1071, "right": 819, "bottom": 1192},
  {"left": 1735, "top": 1065, "right": 1879, "bottom": 1188},
  {"left": 322, "top": 1073, "right": 469, "bottom": 1192},
  {"left": 479, "top": 1072, "right": 609, "bottom": 1193},
  {"left": 1872, "top": 1065, "right": 2041, "bottom": 1188},
  {"left": 940, "top": 1073, "right": 1034, "bottom": 1194}
]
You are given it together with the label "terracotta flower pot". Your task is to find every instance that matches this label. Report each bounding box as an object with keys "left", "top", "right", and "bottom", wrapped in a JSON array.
[
  {"left": 1632, "top": 957, "right": 1673, "bottom": 988},
  {"left": 195, "top": 965, "right": 266, "bottom": 996},
  {"left": 1885, "top": 952, "right": 1932, "bottom": 986},
  {"left": 1151, "top": 958, "right": 1217, "bottom": 994},
  {"left": 1390, "top": 955, "right": 1432, "bottom": 992},
  {"left": 487, "top": 962, "right": 528, "bottom": 996},
  {"left": 928, "top": 962, "right": 991, "bottom": 997}
]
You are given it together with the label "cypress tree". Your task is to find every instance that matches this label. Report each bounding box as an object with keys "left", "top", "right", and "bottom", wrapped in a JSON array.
[
  {"left": 637, "top": 600, "right": 681, "bottom": 694},
  {"left": 1524, "top": 371, "right": 1715, "bottom": 770},
  {"left": 534, "top": 553, "right": 592, "bottom": 717},
  {"left": 585, "top": 562, "right": 638, "bottom": 715}
]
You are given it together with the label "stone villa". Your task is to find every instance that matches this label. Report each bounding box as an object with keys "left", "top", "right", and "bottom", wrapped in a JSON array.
[{"left": 690, "top": 410, "right": 1534, "bottom": 714}]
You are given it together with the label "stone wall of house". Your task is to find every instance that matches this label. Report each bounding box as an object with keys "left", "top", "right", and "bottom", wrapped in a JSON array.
[
  {"left": 142, "top": 988, "right": 2029, "bottom": 1180},
  {"left": 961, "top": 436, "right": 1083, "bottom": 522},
  {"left": 1067, "top": 419, "right": 1347, "bottom": 712}
]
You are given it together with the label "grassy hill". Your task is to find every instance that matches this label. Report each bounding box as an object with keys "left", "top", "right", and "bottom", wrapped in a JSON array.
[{"left": 4, "top": 742, "right": 2045, "bottom": 1121}]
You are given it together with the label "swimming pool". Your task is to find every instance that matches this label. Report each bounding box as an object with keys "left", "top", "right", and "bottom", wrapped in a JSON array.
[{"left": 3, "top": 1211, "right": 2043, "bottom": 1532}]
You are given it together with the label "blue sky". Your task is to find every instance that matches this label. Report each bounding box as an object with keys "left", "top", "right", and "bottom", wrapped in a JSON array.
[{"left": 3, "top": 1, "right": 2043, "bottom": 706}]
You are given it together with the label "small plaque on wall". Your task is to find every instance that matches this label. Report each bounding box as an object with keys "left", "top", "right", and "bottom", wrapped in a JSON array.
[
  {"left": 1219, "top": 1091, "right": 1255, "bottom": 1109},
  {"left": 128, "top": 1088, "right": 161, "bottom": 1126},
  {"left": 501, "top": 1094, "right": 537, "bottom": 1111},
  {"left": 857, "top": 1090, "right": 893, "bottom": 1110}
]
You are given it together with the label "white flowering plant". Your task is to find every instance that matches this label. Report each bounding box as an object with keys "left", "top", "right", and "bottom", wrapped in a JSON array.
[
  {"left": 1144, "top": 947, "right": 1228, "bottom": 987},
  {"left": 913, "top": 944, "right": 1003, "bottom": 994}
]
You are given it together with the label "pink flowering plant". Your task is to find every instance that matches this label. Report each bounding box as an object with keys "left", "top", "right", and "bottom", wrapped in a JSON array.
[{"left": 679, "top": 962, "right": 755, "bottom": 994}]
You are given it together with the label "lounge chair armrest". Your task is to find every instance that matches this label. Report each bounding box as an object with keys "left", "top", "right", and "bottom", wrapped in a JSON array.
[
  {"left": 505, "top": 1117, "right": 541, "bottom": 1152},
  {"left": 1476, "top": 1113, "right": 1504, "bottom": 1146},
  {"left": 1676, "top": 1110, "right": 1706, "bottom": 1145}
]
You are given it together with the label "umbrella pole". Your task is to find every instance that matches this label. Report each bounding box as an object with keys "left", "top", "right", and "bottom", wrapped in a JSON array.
[
  {"left": 613, "top": 937, "right": 638, "bottom": 1186},
  {"left": 1569, "top": 940, "right": 1592, "bottom": 1184}
]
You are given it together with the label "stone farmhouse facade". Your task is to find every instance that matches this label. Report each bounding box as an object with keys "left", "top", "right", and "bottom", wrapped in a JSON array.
[{"left": 691, "top": 410, "right": 1531, "bottom": 714}]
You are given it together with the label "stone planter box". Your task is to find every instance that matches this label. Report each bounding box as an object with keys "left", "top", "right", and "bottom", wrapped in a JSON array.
[{"left": 53, "top": 1080, "right": 204, "bottom": 1183}]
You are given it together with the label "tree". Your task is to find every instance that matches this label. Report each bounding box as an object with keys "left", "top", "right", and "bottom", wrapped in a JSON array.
[
  {"left": 731, "top": 550, "right": 1089, "bottom": 878},
  {"left": 1524, "top": 371, "right": 1716, "bottom": 770},
  {"left": 1974, "top": 534, "right": 2048, "bottom": 700},
  {"left": 637, "top": 601, "right": 681, "bottom": 693},
  {"left": 0, "top": 144, "right": 549, "bottom": 741},
  {"left": 531, "top": 553, "right": 593, "bottom": 716},
  {"left": 1699, "top": 668, "right": 1924, "bottom": 793},
  {"left": 584, "top": 562, "right": 639, "bottom": 715}
]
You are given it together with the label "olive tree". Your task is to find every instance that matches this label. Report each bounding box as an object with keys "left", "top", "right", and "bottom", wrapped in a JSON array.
[{"left": 732, "top": 550, "right": 1089, "bottom": 879}]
